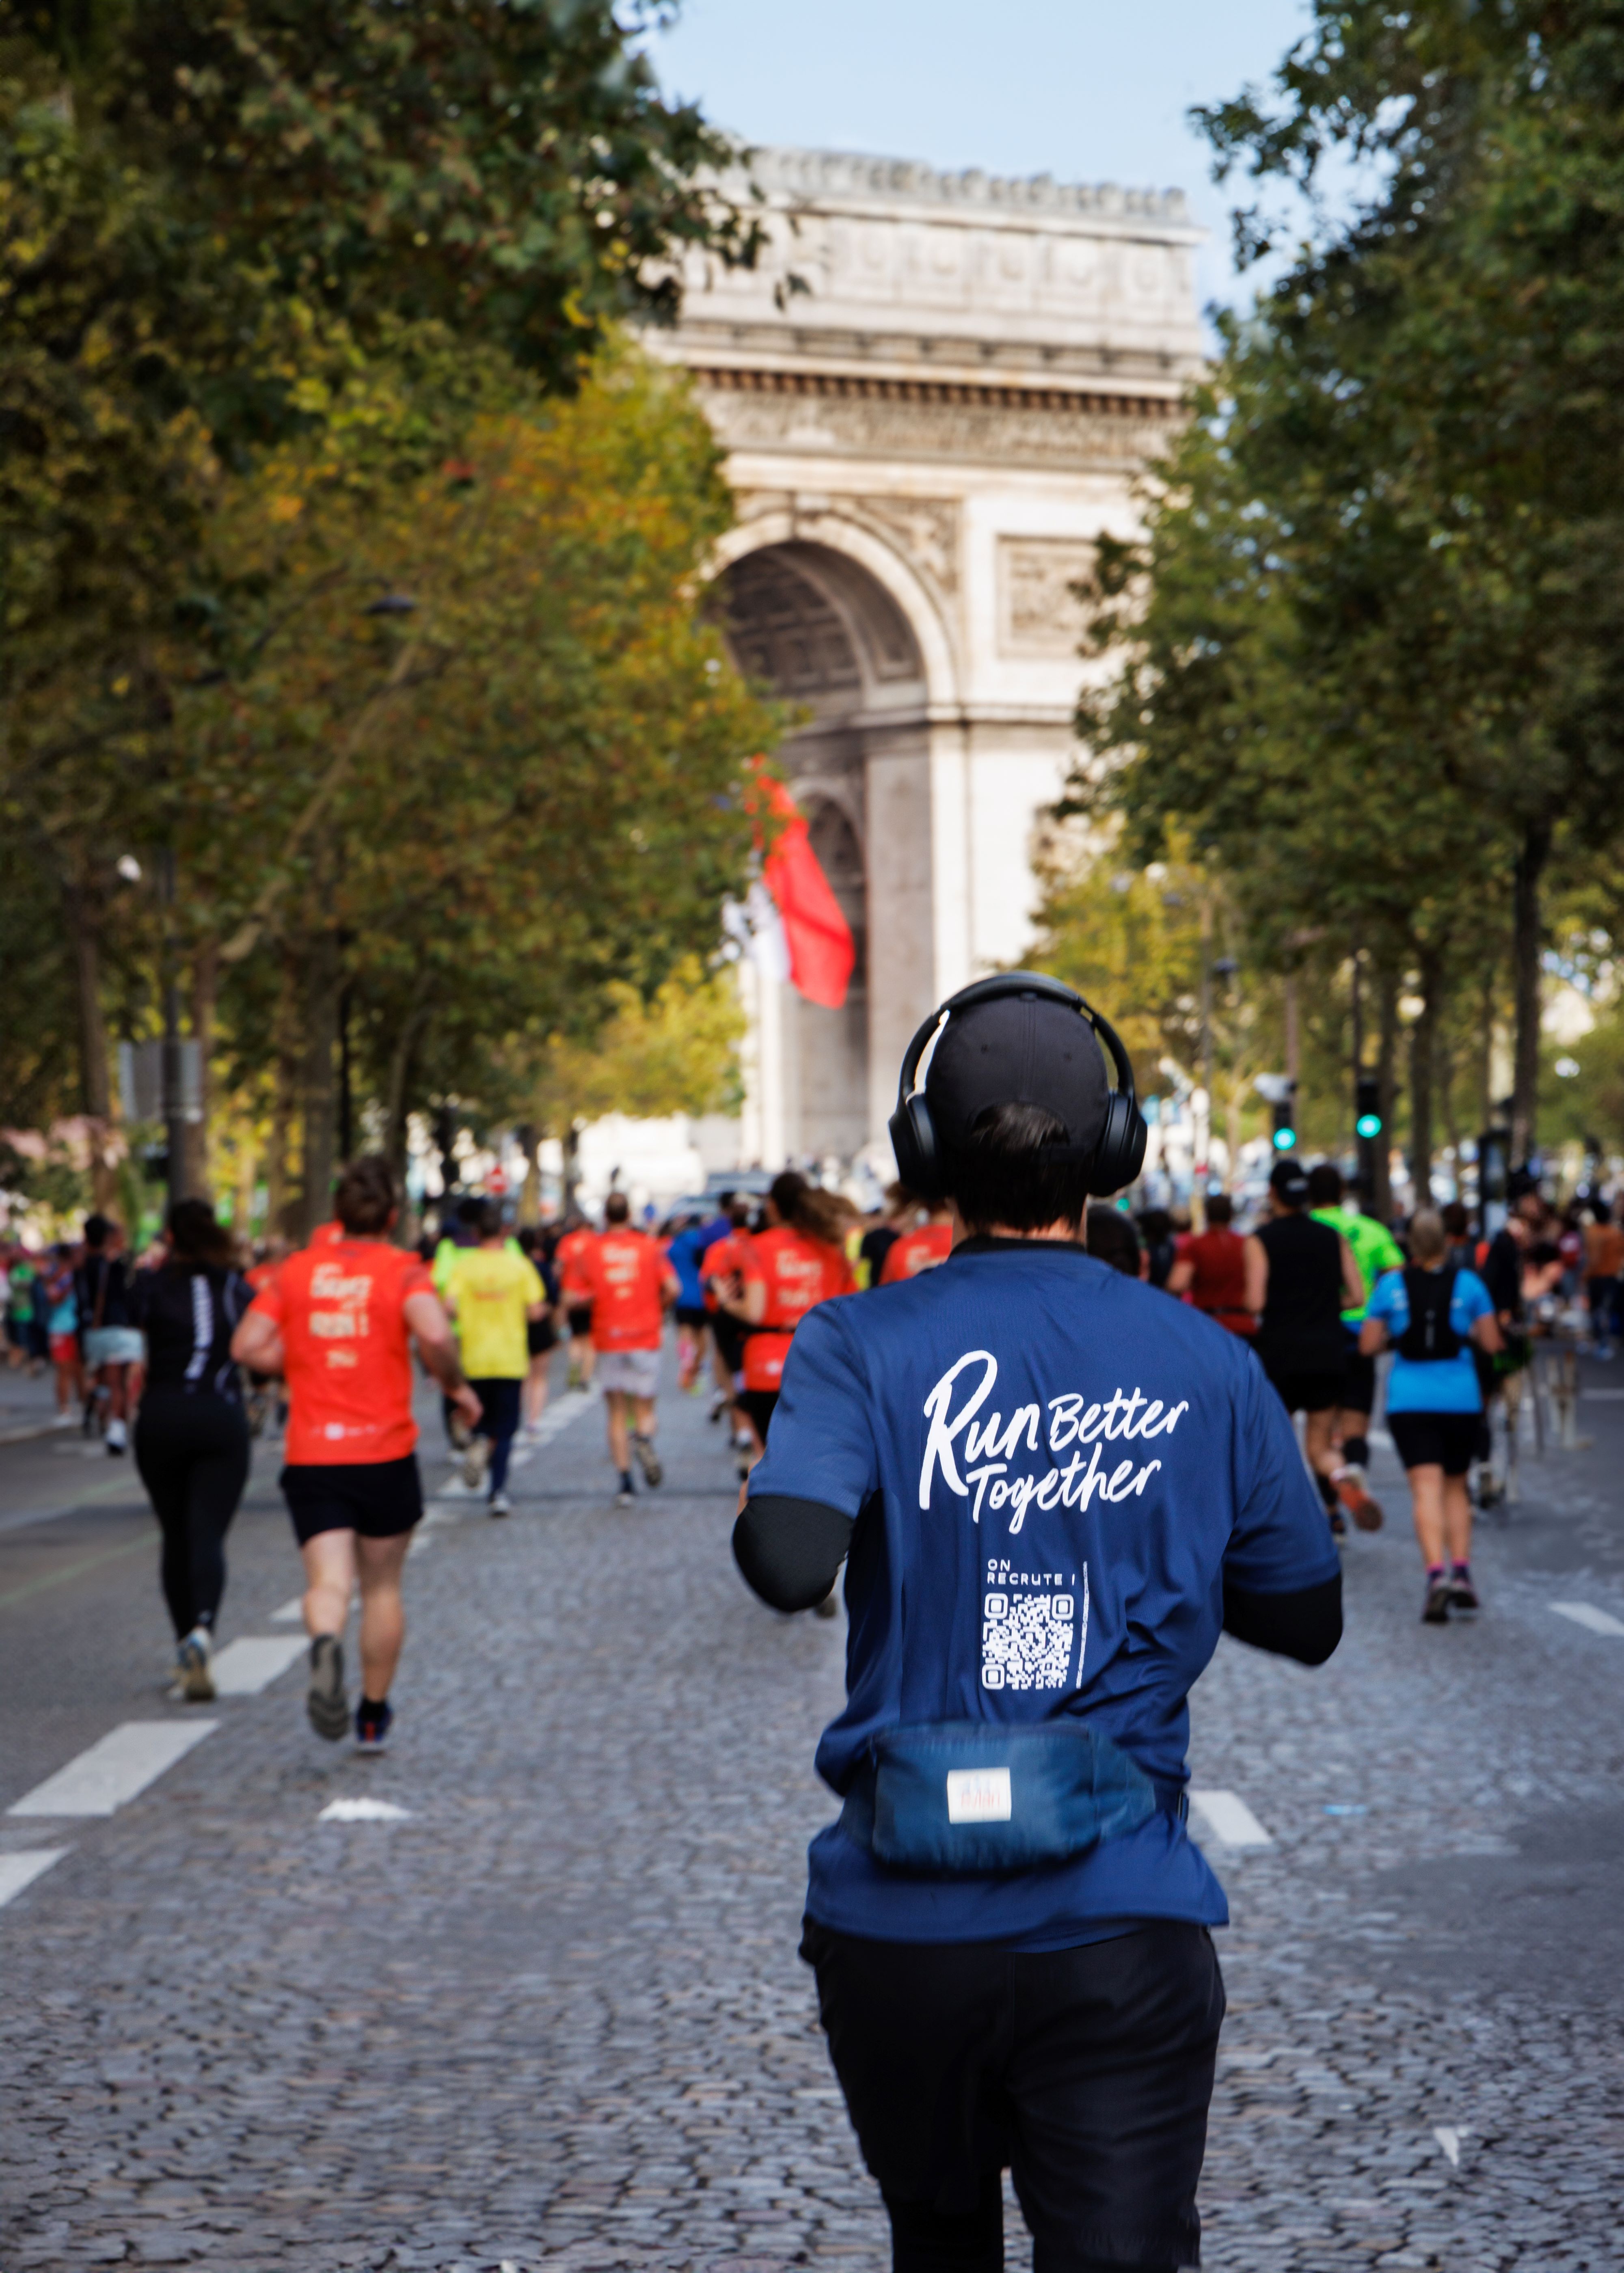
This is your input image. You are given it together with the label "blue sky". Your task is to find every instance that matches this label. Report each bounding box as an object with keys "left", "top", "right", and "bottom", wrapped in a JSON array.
[{"left": 644, "top": 0, "right": 1319, "bottom": 322}]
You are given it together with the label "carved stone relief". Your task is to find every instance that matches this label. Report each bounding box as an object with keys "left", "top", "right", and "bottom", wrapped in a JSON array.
[{"left": 997, "top": 537, "right": 1095, "bottom": 658}]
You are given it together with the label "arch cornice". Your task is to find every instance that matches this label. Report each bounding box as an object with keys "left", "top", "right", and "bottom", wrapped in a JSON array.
[{"left": 712, "top": 505, "right": 962, "bottom": 710}]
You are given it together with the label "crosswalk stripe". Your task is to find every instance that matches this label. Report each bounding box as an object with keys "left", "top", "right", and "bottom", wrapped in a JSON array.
[
  {"left": 7, "top": 1720, "right": 218, "bottom": 1818},
  {"left": 269, "top": 1597, "right": 304, "bottom": 1623},
  {"left": 1189, "top": 1789, "right": 1273, "bottom": 1848},
  {"left": 210, "top": 1635, "right": 308, "bottom": 1695},
  {"left": 1551, "top": 1601, "right": 1624, "bottom": 1637},
  {"left": 0, "top": 1848, "right": 70, "bottom": 1909}
]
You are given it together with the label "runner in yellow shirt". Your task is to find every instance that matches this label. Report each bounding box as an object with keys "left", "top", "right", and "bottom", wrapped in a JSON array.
[{"left": 441, "top": 1201, "right": 545, "bottom": 1515}]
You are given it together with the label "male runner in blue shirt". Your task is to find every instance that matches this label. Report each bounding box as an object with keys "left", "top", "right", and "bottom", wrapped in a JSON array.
[{"left": 734, "top": 974, "right": 1341, "bottom": 2273}]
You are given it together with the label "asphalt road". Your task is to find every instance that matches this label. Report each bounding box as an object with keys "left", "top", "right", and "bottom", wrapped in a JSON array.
[{"left": 2, "top": 1345, "right": 1624, "bottom": 2270}]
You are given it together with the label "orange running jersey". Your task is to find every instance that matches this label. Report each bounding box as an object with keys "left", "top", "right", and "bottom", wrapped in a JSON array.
[
  {"left": 556, "top": 1227, "right": 599, "bottom": 1305},
  {"left": 741, "top": 1226, "right": 855, "bottom": 1391},
  {"left": 700, "top": 1229, "right": 754, "bottom": 1311},
  {"left": 585, "top": 1229, "right": 675, "bottom": 1351},
  {"left": 879, "top": 1222, "right": 954, "bottom": 1284},
  {"left": 250, "top": 1239, "right": 433, "bottom": 1465}
]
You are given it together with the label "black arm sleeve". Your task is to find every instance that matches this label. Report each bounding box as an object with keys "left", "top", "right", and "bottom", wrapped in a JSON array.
[
  {"left": 1222, "top": 1570, "right": 1342, "bottom": 1666},
  {"left": 732, "top": 1494, "right": 855, "bottom": 1613}
]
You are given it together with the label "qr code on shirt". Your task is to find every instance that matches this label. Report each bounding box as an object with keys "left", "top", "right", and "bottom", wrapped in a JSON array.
[{"left": 981, "top": 1592, "right": 1075, "bottom": 1691}]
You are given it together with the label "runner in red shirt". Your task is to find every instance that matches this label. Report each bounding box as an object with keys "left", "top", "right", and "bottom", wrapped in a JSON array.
[
  {"left": 719, "top": 1171, "right": 855, "bottom": 1470},
  {"left": 701, "top": 1198, "right": 759, "bottom": 1466},
  {"left": 556, "top": 1215, "right": 600, "bottom": 1392},
  {"left": 1166, "top": 1193, "right": 1256, "bottom": 1337},
  {"left": 232, "top": 1155, "right": 479, "bottom": 1751},
  {"left": 878, "top": 1204, "right": 955, "bottom": 1284},
  {"left": 584, "top": 1192, "right": 678, "bottom": 1504}
]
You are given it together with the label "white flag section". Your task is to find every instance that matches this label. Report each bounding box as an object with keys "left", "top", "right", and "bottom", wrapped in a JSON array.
[{"left": 721, "top": 884, "right": 790, "bottom": 984}]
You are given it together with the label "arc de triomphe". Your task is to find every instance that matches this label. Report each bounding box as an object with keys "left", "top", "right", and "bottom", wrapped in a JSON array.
[{"left": 650, "top": 147, "right": 1204, "bottom": 1174}]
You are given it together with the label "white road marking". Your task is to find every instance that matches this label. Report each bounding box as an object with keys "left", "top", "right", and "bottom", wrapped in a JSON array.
[
  {"left": 1582, "top": 1387, "right": 1624, "bottom": 1400},
  {"left": 269, "top": 1597, "right": 304, "bottom": 1622},
  {"left": 318, "top": 1797, "right": 410, "bottom": 1822},
  {"left": 1434, "top": 2125, "right": 1469, "bottom": 2167},
  {"left": 1551, "top": 1601, "right": 1624, "bottom": 1637},
  {"left": 8, "top": 1720, "right": 218, "bottom": 1818},
  {"left": 210, "top": 1635, "right": 308, "bottom": 1695},
  {"left": 1189, "top": 1789, "right": 1274, "bottom": 1848},
  {"left": 0, "top": 1848, "right": 70, "bottom": 1909}
]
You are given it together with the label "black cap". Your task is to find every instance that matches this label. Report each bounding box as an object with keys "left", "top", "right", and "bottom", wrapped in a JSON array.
[
  {"left": 924, "top": 989, "right": 1109, "bottom": 1155},
  {"left": 1269, "top": 1157, "right": 1310, "bottom": 1204}
]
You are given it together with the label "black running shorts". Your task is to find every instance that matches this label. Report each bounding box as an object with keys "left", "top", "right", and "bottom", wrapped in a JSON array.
[
  {"left": 1263, "top": 1363, "right": 1342, "bottom": 1417},
  {"left": 281, "top": 1455, "right": 424, "bottom": 1545},
  {"left": 737, "top": 1388, "right": 778, "bottom": 1444},
  {"left": 1339, "top": 1344, "right": 1377, "bottom": 1415},
  {"left": 673, "top": 1304, "right": 710, "bottom": 1330},
  {"left": 526, "top": 1316, "right": 557, "bottom": 1358},
  {"left": 711, "top": 1315, "right": 745, "bottom": 1378},
  {"left": 801, "top": 1917, "right": 1223, "bottom": 2269},
  {"left": 566, "top": 1303, "right": 594, "bottom": 1340},
  {"left": 1388, "top": 1411, "right": 1479, "bottom": 1476}
]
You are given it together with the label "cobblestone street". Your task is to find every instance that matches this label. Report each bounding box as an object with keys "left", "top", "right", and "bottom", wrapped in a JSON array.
[{"left": 3, "top": 1351, "right": 1624, "bottom": 2270}]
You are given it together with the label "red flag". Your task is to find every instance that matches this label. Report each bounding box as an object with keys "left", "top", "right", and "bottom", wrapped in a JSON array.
[{"left": 752, "top": 770, "right": 856, "bottom": 1010}]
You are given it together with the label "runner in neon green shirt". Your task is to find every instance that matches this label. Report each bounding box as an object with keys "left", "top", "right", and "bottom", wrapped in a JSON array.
[{"left": 1309, "top": 1162, "right": 1403, "bottom": 1489}]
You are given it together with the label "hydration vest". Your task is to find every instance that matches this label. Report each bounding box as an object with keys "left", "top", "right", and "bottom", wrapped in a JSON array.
[{"left": 1398, "top": 1266, "right": 1461, "bottom": 1361}]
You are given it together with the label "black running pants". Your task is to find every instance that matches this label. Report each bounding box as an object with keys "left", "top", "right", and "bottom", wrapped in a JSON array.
[{"left": 134, "top": 1390, "right": 251, "bottom": 1638}]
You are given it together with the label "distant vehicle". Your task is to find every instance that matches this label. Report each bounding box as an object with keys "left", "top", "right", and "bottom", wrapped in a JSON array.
[{"left": 702, "top": 1169, "right": 776, "bottom": 1199}]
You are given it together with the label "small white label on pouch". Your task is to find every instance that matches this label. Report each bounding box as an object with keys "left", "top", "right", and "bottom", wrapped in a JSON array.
[{"left": 946, "top": 1767, "right": 1012, "bottom": 1824}]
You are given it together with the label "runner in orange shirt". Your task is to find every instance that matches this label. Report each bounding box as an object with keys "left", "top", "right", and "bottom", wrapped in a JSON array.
[
  {"left": 232, "top": 1155, "right": 479, "bottom": 1751},
  {"left": 556, "top": 1213, "right": 600, "bottom": 1392},
  {"left": 585, "top": 1193, "right": 678, "bottom": 1505},
  {"left": 719, "top": 1172, "right": 855, "bottom": 1470},
  {"left": 877, "top": 1201, "right": 955, "bottom": 1284}
]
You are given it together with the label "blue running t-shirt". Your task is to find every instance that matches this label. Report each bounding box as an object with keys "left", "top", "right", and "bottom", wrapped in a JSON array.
[
  {"left": 749, "top": 1239, "right": 1339, "bottom": 1948},
  {"left": 1366, "top": 1266, "right": 1493, "bottom": 1414}
]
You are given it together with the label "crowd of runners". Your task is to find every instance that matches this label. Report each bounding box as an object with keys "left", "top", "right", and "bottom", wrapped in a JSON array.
[{"left": 0, "top": 1142, "right": 1612, "bottom": 1740}]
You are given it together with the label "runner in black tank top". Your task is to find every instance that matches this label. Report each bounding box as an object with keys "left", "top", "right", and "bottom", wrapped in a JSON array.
[{"left": 1246, "top": 1159, "right": 1380, "bottom": 1535}]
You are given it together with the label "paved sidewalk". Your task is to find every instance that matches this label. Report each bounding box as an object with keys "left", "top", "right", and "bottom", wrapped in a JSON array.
[{"left": 1, "top": 1352, "right": 1622, "bottom": 2268}]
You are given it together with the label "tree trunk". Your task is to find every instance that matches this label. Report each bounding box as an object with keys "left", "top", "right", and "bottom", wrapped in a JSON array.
[
  {"left": 1408, "top": 943, "right": 1443, "bottom": 1205},
  {"left": 180, "top": 937, "right": 217, "bottom": 1203},
  {"left": 1511, "top": 820, "right": 1551, "bottom": 1166},
  {"left": 1373, "top": 964, "right": 1400, "bottom": 1225},
  {"left": 63, "top": 870, "right": 118, "bottom": 1209},
  {"left": 1477, "top": 961, "right": 1496, "bottom": 1134},
  {"left": 515, "top": 1121, "right": 541, "bottom": 1224},
  {"left": 264, "top": 948, "right": 302, "bottom": 1239},
  {"left": 296, "top": 928, "right": 341, "bottom": 1240}
]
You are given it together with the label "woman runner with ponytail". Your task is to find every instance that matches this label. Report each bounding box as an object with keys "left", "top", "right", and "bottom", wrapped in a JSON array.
[{"left": 720, "top": 1172, "right": 855, "bottom": 1471}]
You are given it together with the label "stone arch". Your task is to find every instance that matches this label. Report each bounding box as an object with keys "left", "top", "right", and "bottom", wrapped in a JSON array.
[{"left": 717, "top": 516, "right": 947, "bottom": 1164}]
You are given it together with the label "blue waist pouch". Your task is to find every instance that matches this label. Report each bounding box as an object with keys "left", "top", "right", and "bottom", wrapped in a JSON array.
[{"left": 838, "top": 1718, "right": 1186, "bottom": 1874}]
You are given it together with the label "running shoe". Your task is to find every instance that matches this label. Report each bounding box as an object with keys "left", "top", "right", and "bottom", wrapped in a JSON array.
[
  {"left": 614, "top": 1483, "right": 635, "bottom": 1507},
  {"left": 460, "top": 1435, "right": 491, "bottom": 1492},
  {"left": 307, "top": 1634, "right": 349, "bottom": 1741},
  {"left": 709, "top": 1394, "right": 726, "bottom": 1425},
  {"left": 1333, "top": 1468, "right": 1383, "bottom": 1533},
  {"left": 631, "top": 1431, "right": 663, "bottom": 1488},
  {"left": 1422, "top": 1573, "right": 1453, "bottom": 1625},
  {"left": 1448, "top": 1567, "right": 1480, "bottom": 1614},
  {"left": 489, "top": 1489, "right": 512, "bottom": 1517},
  {"left": 51, "top": 1411, "right": 74, "bottom": 1428},
  {"left": 105, "top": 1417, "right": 127, "bottom": 1456},
  {"left": 176, "top": 1627, "right": 215, "bottom": 1703},
  {"left": 354, "top": 1699, "right": 393, "bottom": 1754}
]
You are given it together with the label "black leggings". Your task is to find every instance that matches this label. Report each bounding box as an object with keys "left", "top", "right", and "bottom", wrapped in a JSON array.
[
  {"left": 135, "top": 1391, "right": 251, "bottom": 1638},
  {"left": 888, "top": 2185, "right": 1175, "bottom": 2273}
]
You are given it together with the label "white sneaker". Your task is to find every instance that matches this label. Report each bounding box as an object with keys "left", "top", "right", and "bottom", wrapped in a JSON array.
[
  {"left": 460, "top": 1437, "right": 491, "bottom": 1491},
  {"left": 176, "top": 1627, "right": 215, "bottom": 1702},
  {"left": 105, "top": 1417, "right": 127, "bottom": 1455},
  {"left": 489, "top": 1489, "right": 512, "bottom": 1517},
  {"left": 51, "top": 1411, "right": 75, "bottom": 1429}
]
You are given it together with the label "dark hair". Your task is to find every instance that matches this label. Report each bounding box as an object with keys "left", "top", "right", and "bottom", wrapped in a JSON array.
[
  {"left": 455, "top": 1194, "right": 484, "bottom": 1228},
  {"left": 473, "top": 1199, "right": 503, "bottom": 1241},
  {"left": 335, "top": 1155, "right": 399, "bottom": 1237},
  {"left": 728, "top": 1196, "right": 752, "bottom": 1228},
  {"left": 1086, "top": 1204, "right": 1141, "bottom": 1277},
  {"left": 1205, "top": 1192, "right": 1233, "bottom": 1227},
  {"left": 1307, "top": 1163, "right": 1343, "bottom": 1208},
  {"left": 769, "top": 1170, "right": 851, "bottom": 1249},
  {"left": 1138, "top": 1208, "right": 1172, "bottom": 1244},
  {"left": 1441, "top": 1200, "right": 1469, "bottom": 1238},
  {"left": 604, "top": 1192, "right": 631, "bottom": 1224},
  {"left": 83, "top": 1213, "right": 113, "bottom": 1248},
  {"left": 165, "top": 1198, "right": 234, "bottom": 1268},
  {"left": 947, "top": 1103, "right": 1090, "bottom": 1235}
]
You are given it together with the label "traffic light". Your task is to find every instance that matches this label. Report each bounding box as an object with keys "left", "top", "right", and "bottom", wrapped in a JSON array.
[
  {"left": 1355, "top": 1074, "right": 1382, "bottom": 1143},
  {"left": 1271, "top": 1094, "right": 1297, "bottom": 1152}
]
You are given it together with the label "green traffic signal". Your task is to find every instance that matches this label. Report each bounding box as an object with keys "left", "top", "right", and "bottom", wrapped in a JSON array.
[
  {"left": 1356, "top": 1112, "right": 1382, "bottom": 1140},
  {"left": 1272, "top": 1126, "right": 1297, "bottom": 1151}
]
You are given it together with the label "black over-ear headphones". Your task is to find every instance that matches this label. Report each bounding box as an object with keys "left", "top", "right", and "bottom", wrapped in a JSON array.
[{"left": 887, "top": 971, "right": 1147, "bottom": 1202}]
